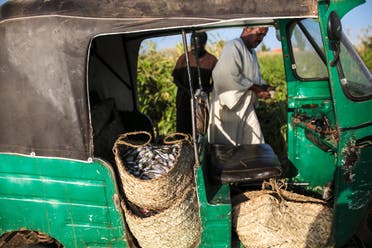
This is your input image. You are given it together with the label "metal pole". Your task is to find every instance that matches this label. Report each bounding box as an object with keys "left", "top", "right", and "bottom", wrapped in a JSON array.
[{"left": 181, "top": 30, "right": 199, "bottom": 165}]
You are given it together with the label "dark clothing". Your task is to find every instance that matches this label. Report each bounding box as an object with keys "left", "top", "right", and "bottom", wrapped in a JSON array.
[{"left": 172, "top": 51, "right": 217, "bottom": 134}]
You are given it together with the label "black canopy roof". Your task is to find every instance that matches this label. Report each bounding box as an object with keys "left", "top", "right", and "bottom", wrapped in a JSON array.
[
  {"left": 1, "top": 0, "right": 317, "bottom": 20},
  {"left": 0, "top": 0, "right": 318, "bottom": 160}
]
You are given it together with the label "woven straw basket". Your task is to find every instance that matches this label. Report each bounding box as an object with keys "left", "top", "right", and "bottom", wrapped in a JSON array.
[
  {"left": 113, "top": 131, "right": 195, "bottom": 210},
  {"left": 122, "top": 186, "right": 201, "bottom": 248},
  {"left": 233, "top": 187, "right": 333, "bottom": 248}
]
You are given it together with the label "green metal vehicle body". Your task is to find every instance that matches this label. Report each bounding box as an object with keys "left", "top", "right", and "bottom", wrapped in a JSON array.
[
  {"left": 0, "top": 0, "right": 371, "bottom": 247},
  {"left": 0, "top": 155, "right": 126, "bottom": 247}
]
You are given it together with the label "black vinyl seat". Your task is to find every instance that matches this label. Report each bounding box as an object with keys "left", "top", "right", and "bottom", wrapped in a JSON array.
[{"left": 208, "top": 143, "right": 282, "bottom": 184}]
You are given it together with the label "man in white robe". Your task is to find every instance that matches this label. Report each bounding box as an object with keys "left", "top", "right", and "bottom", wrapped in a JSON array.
[{"left": 208, "top": 27, "right": 271, "bottom": 145}]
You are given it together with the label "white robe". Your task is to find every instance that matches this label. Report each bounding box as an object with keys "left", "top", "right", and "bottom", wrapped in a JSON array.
[{"left": 208, "top": 38, "right": 266, "bottom": 145}]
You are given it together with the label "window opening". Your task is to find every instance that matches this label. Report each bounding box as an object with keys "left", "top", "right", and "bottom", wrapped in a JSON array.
[{"left": 289, "top": 19, "right": 328, "bottom": 79}]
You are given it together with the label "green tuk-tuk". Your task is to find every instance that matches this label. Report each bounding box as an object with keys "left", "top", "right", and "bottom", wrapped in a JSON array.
[{"left": 0, "top": 0, "right": 371, "bottom": 247}]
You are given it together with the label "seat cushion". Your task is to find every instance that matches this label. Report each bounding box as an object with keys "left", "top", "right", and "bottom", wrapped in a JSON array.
[{"left": 208, "top": 144, "right": 282, "bottom": 184}]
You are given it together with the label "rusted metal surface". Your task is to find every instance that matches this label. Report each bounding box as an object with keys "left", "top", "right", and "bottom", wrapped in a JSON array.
[
  {"left": 1, "top": 0, "right": 318, "bottom": 21},
  {"left": 341, "top": 139, "right": 360, "bottom": 183}
]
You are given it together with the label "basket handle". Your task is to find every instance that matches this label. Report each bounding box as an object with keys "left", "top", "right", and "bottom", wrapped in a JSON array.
[
  {"left": 113, "top": 131, "right": 152, "bottom": 154},
  {"left": 163, "top": 132, "right": 192, "bottom": 145}
]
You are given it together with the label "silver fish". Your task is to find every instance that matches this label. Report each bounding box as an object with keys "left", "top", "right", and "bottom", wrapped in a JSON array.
[{"left": 122, "top": 143, "right": 181, "bottom": 180}]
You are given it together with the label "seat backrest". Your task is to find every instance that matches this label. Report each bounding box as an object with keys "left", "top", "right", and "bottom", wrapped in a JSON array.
[{"left": 208, "top": 143, "right": 282, "bottom": 184}]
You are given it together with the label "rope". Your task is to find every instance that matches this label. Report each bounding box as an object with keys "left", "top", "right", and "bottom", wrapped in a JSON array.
[
  {"left": 261, "top": 178, "right": 326, "bottom": 205},
  {"left": 262, "top": 178, "right": 287, "bottom": 203}
]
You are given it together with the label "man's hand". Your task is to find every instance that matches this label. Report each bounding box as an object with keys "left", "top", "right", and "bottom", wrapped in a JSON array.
[{"left": 251, "top": 84, "right": 271, "bottom": 99}]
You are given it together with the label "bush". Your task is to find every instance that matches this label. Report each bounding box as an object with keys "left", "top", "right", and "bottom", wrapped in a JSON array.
[
  {"left": 257, "top": 53, "right": 287, "bottom": 159},
  {"left": 137, "top": 41, "right": 178, "bottom": 136}
]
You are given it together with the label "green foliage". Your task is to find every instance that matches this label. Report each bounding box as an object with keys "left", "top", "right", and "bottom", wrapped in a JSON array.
[
  {"left": 258, "top": 53, "right": 287, "bottom": 101},
  {"left": 257, "top": 53, "right": 287, "bottom": 159},
  {"left": 260, "top": 43, "right": 270, "bottom": 52},
  {"left": 357, "top": 26, "right": 372, "bottom": 71},
  {"left": 137, "top": 41, "right": 178, "bottom": 137}
]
